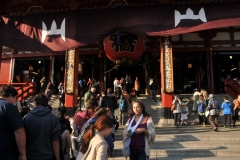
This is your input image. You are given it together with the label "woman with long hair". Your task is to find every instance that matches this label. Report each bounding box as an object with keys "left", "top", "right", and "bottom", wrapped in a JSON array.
[
  {"left": 122, "top": 100, "right": 155, "bottom": 160},
  {"left": 77, "top": 115, "right": 113, "bottom": 160},
  {"left": 78, "top": 107, "right": 107, "bottom": 146}
]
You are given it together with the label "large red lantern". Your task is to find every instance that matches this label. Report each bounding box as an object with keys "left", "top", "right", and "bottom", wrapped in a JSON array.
[{"left": 103, "top": 31, "right": 145, "bottom": 65}]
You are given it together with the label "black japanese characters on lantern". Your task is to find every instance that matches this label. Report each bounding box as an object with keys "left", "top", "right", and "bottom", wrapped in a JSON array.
[
  {"left": 104, "top": 31, "right": 145, "bottom": 65},
  {"left": 109, "top": 31, "right": 139, "bottom": 53}
]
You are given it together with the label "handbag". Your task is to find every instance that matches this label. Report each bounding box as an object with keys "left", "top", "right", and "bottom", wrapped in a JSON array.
[
  {"left": 205, "top": 110, "right": 210, "bottom": 117},
  {"left": 171, "top": 104, "right": 175, "bottom": 111}
]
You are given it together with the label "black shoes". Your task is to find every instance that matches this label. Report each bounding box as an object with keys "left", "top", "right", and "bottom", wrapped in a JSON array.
[{"left": 175, "top": 124, "right": 181, "bottom": 128}]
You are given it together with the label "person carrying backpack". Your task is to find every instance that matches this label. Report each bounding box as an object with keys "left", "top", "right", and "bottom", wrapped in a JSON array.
[
  {"left": 197, "top": 95, "right": 207, "bottom": 127},
  {"left": 206, "top": 94, "right": 219, "bottom": 131},
  {"left": 117, "top": 95, "right": 128, "bottom": 125}
]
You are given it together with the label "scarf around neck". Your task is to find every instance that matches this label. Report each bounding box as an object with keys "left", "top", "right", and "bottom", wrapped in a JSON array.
[{"left": 127, "top": 114, "right": 143, "bottom": 136}]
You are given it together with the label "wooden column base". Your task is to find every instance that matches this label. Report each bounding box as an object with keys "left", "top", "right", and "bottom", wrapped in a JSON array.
[
  {"left": 161, "top": 107, "right": 173, "bottom": 119},
  {"left": 161, "top": 93, "right": 173, "bottom": 119}
]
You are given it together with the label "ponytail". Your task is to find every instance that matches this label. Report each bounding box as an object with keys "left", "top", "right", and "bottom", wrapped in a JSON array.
[
  {"left": 79, "top": 115, "right": 114, "bottom": 154},
  {"left": 79, "top": 125, "right": 96, "bottom": 154}
]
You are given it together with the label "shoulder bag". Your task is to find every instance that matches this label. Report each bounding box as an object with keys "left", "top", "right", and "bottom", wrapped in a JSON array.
[
  {"left": 205, "top": 110, "right": 210, "bottom": 117},
  {"left": 171, "top": 104, "right": 175, "bottom": 111}
]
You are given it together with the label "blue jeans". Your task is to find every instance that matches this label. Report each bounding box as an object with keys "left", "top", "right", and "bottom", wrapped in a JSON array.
[
  {"left": 174, "top": 113, "right": 181, "bottom": 126},
  {"left": 130, "top": 149, "right": 146, "bottom": 160}
]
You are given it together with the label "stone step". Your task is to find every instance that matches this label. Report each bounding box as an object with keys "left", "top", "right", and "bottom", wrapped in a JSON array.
[
  {"left": 109, "top": 156, "right": 240, "bottom": 160},
  {"left": 113, "top": 126, "right": 240, "bottom": 140},
  {"left": 111, "top": 148, "right": 240, "bottom": 157},
  {"left": 113, "top": 133, "right": 240, "bottom": 141},
  {"left": 113, "top": 140, "right": 240, "bottom": 149},
  {"left": 116, "top": 115, "right": 233, "bottom": 126},
  {"left": 115, "top": 123, "right": 235, "bottom": 130}
]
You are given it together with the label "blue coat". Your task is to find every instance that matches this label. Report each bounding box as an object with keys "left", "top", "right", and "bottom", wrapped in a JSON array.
[{"left": 221, "top": 101, "right": 232, "bottom": 114}]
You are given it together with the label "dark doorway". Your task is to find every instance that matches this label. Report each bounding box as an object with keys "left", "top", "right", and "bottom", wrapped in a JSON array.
[
  {"left": 13, "top": 57, "right": 50, "bottom": 92},
  {"left": 173, "top": 52, "right": 208, "bottom": 94},
  {"left": 217, "top": 52, "right": 240, "bottom": 93}
]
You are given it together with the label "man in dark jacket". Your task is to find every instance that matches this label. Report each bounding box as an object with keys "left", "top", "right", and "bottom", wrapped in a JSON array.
[
  {"left": 58, "top": 85, "right": 65, "bottom": 106},
  {"left": 22, "top": 93, "right": 61, "bottom": 160},
  {"left": 150, "top": 79, "right": 159, "bottom": 103},
  {"left": 100, "top": 90, "right": 114, "bottom": 112}
]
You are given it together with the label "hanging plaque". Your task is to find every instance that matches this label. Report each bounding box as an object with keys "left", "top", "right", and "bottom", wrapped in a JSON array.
[
  {"left": 162, "top": 36, "right": 174, "bottom": 93},
  {"left": 64, "top": 49, "right": 75, "bottom": 94}
]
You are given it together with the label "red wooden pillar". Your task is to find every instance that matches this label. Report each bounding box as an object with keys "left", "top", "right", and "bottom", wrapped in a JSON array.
[
  {"left": 64, "top": 48, "right": 79, "bottom": 116},
  {"left": 160, "top": 36, "right": 174, "bottom": 119}
]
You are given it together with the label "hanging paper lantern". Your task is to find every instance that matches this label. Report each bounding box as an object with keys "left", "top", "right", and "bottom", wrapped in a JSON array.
[{"left": 103, "top": 31, "right": 145, "bottom": 65}]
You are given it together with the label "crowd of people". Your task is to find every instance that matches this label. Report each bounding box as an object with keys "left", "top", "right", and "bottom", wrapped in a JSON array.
[
  {"left": 2, "top": 75, "right": 239, "bottom": 159},
  {"left": 0, "top": 84, "right": 156, "bottom": 160},
  {"left": 172, "top": 88, "right": 240, "bottom": 132}
]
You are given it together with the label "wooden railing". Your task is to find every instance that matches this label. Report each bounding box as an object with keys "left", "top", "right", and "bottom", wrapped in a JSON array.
[
  {"left": 0, "top": 82, "right": 36, "bottom": 100},
  {"left": 224, "top": 79, "right": 240, "bottom": 99}
]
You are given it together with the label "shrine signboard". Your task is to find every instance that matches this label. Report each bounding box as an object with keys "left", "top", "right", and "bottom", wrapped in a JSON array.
[
  {"left": 64, "top": 49, "right": 75, "bottom": 94},
  {"left": 162, "top": 36, "right": 174, "bottom": 93}
]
